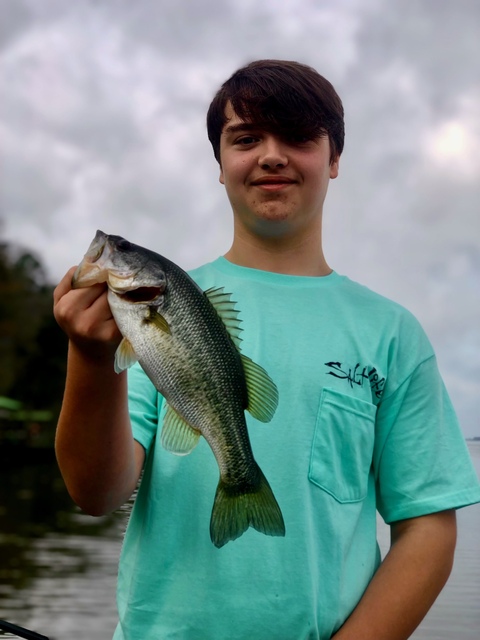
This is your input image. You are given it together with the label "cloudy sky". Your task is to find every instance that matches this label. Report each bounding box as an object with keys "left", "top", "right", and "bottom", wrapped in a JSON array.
[{"left": 1, "top": 0, "right": 479, "bottom": 436}]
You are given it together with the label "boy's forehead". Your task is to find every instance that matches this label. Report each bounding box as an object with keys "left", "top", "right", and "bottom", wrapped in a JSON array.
[
  {"left": 222, "top": 103, "right": 251, "bottom": 131},
  {"left": 221, "top": 102, "right": 272, "bottom": 136}
]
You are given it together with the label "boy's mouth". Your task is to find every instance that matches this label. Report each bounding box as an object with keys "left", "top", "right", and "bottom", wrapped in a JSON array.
[{"left": 251, "top": 176, "right": 297, "bottom": 190}]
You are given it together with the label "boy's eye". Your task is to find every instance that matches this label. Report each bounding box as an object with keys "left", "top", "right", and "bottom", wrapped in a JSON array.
[
  {"left": 235, "top": 135, "right": 258, "bottom": 145},
  {"left": 287, "top": 135, "right": 312, "bottom": 145}
]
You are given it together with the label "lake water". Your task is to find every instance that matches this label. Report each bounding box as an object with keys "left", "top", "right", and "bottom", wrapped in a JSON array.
[
  {"left": 0, "top": 443, "right": 479, "bottom": 640},
  {"left": 377, "top": 441, "right": 480, "bottom": 640}
]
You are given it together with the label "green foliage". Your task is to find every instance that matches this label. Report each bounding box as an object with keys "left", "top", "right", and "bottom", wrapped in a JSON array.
[{"left": 0, "top": 239, "right": 68, "bottom": 440}]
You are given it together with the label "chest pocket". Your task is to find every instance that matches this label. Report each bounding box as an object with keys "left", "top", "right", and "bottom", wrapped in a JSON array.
[{"left": 309, "top": 388, "right": 377, "bottom": 503}]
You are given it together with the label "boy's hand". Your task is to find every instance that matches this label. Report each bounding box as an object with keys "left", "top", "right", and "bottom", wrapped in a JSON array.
[{"left": 53, "top": 266, "right": 122, "bottom": 361}]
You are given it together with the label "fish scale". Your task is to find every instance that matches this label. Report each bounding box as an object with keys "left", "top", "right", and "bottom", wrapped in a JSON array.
[{"left": 72, "top": 230, "right": 285, "bottom": 547}]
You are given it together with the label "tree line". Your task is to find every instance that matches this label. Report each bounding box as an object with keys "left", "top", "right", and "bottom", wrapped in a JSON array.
[{"left": 0, "top": 238, "right": 68, "bottom": 444}]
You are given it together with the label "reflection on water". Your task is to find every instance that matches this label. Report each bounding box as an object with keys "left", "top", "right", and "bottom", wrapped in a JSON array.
[
  {"left": 0, "top": 450, "right": 124, "bottom": 640},
  {"left": 0, "top": 444, "right": 479, "bottom": 639}
]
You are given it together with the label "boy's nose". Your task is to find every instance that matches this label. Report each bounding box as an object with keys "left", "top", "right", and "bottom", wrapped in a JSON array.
[{"left": 258, "top": 137, "right": 288, "bottom": 169}]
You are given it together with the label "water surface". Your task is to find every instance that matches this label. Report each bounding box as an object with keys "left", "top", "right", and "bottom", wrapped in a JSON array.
[{"left": 1, "top": 444, "right": 479, "bottom": 639}]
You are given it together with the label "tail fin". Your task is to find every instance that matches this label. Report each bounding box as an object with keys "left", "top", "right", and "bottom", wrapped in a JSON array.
[{"left": 210, "top": 467, "right": 285, "bottom": 548}]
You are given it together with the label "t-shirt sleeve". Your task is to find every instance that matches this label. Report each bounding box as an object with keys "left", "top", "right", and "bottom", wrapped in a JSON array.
[
  {"left": 374, "top": 355, "right": 480, "bottom": 523},
  {"left": 127, "top": 362, "right": 162, "bottom": 453}
]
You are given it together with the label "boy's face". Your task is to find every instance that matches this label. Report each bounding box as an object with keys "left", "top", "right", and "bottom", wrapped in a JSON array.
[{"left": 218, "top": 102, "right": 339, "bottom": 240}]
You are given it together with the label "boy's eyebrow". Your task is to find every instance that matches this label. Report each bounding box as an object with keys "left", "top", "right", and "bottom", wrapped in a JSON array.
[{"left": 222, "top": 122, "right": 261, "bottom": 136}]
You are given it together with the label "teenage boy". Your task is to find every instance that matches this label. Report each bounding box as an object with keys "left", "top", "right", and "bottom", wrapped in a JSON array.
[{"left": 54, "top": 59, "right": 480, "bottom": 640}]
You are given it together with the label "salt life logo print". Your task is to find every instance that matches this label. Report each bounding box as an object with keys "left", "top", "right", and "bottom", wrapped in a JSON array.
[{"left": 325, "top": 362, "right": 385, "bottom": 399}]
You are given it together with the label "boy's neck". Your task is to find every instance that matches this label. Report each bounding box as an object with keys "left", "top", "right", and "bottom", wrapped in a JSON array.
[{"left": 224, "top": 232, "right": 332, "bottom": 277}]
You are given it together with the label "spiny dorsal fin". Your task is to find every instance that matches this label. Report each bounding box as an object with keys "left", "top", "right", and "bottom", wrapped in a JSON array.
[
  {"left": 241, "top": 354, "right": 279, "bottom": 423},
  {"left": 114, "top": 337, "right": 138, "bottom": 373},
  {"left": 204, "top": 286, "right": 243, "bottom": 349},
  {"left": 161, "top": 403, "right": 201, "bottom": 455}
]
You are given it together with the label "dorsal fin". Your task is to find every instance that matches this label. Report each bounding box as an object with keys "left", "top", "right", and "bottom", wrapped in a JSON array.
[
  {"left": 204, "top": 287, "right": 243, "bottom": 349},
  {"left": 241, "top": 354, "right": 279, "bottom": 423},
  {"left": 161, "top": 403, "right": 201, "bottom": 455},
  {"left": 114, "top": 337, "right": 138, "bottom": 373}
]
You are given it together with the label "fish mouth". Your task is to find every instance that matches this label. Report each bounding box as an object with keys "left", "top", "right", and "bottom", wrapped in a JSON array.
[
  {"left": 73, "top": 231, "right": 148, "bottom": 290},
  {"left": 112, "top": 285, "right": 165, "bottom": 303},
  {"left": 85, "top": 230, "right": 108, "bottom": 261},
  {"left": 72, "top": 230, "right": 110, "bottom": 288},
  {"left": 73, "top": 230, "right": 166, "bottom": 301}
]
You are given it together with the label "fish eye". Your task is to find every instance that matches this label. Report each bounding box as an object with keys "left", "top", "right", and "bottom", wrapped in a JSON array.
[{"left": 117, "top": 239, "right": 132, "bottom": 252}]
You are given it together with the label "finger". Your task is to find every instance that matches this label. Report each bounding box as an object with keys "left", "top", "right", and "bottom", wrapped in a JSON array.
[
  {"left": 53, "top": 266, "right": 78, "bottom": 304},
  {"left": 84, "top": 285, "right": 115, "bottom": 321},
  {"left": 56, "top": 282, "right": 109, "bottom": 317},
  {"left": 74, "top": 282, "right": 109, "bottom": 310}
]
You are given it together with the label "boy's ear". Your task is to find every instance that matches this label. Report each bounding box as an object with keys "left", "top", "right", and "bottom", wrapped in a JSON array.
[
  {"left": 219, "top": 166, "right": 225, "bottom": 184},
  {"left": 330, "top": 156, "right": 340, "bottom": 179}
]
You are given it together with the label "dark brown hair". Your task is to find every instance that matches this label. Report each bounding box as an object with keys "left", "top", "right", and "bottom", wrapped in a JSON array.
[{"left": 206, "top": 59, "right": 344, "bottom": 164}]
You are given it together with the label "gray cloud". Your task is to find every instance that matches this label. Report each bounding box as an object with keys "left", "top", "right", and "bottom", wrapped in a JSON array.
[
  {"left": 356, "top": 0, "right": 480, "bottom": 116},
  {"left": 0, "top": 0, "right": 33, "bottom": 49},
  {"left": 0, "top": 0, "right": 478, "bottom": 435}
]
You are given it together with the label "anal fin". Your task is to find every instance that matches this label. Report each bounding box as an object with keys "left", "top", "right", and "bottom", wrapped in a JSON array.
[{"left": 161, "top": 403, "right": 201, "bottom": 455}]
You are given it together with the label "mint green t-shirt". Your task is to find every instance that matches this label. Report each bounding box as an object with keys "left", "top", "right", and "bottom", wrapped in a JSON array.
[{"left": 114, "top": 258, "right": 480, "bottom": 640}]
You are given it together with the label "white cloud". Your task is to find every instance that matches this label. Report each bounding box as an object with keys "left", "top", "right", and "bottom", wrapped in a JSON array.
[{"left": 422, "top": 93, "right": 480, "bottom": 181}]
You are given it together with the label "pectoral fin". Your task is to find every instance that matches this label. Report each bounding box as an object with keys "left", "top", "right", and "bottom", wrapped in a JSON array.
[
  {"left": 161, "top": 403, "right": 201, "bottom": 455},
  {"left": 146, "top": 307, "right": 171, "bottom": 334},
  {"left": 241, "top": 355, "right": 279, "bottom": 423},
  {"left": 114, "top": 337, "right": 138, "bottom": 373}
]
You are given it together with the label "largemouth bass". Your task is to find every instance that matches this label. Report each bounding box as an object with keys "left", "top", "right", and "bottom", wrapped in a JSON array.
[{"left": 72, "top": 230, "right": 285, "bottom": 547}]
